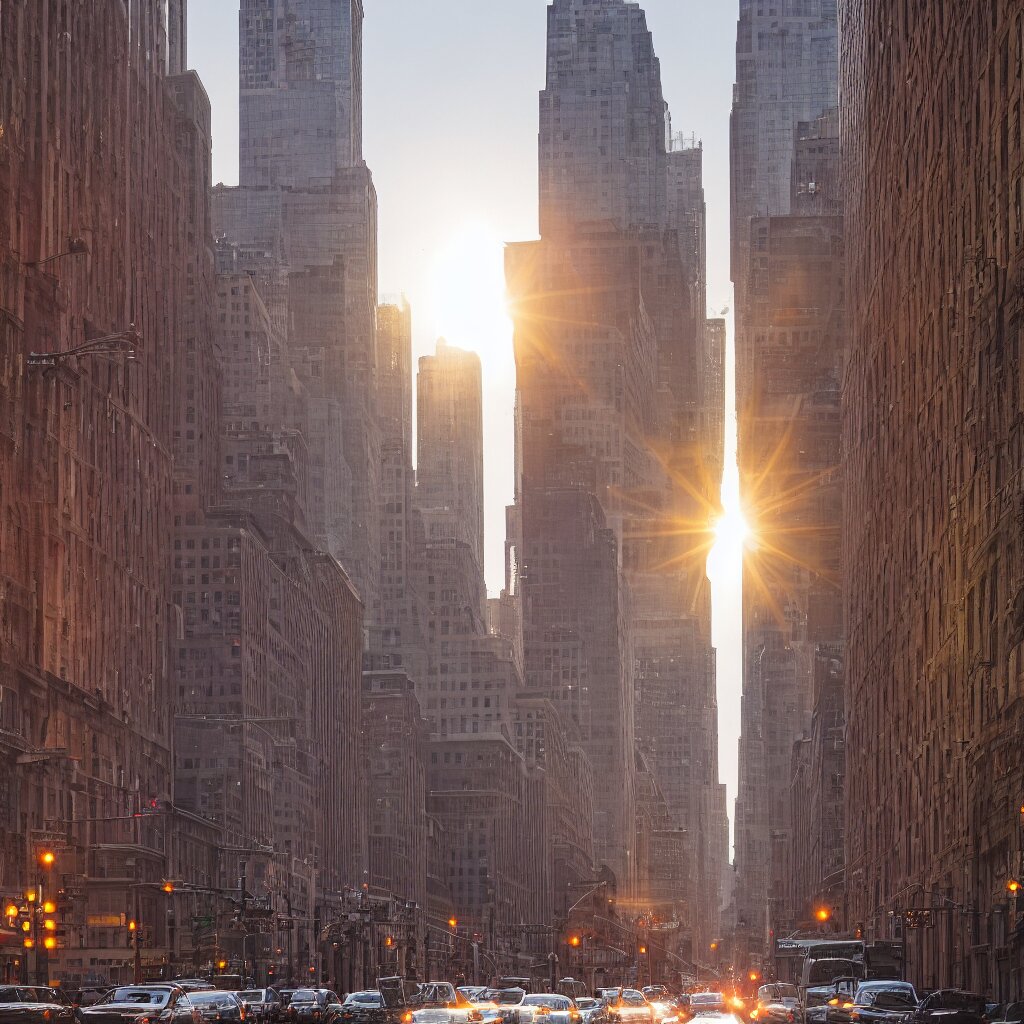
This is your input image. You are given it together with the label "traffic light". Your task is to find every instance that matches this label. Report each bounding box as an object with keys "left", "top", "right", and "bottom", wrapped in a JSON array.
[
  {"left": 1007, "top": 879, "right": 1021, "bottom": 894},
  {"left": 217, "top": 960, "right": 228, "bottom": 971},
  {"left": 4, "top": 903, "right": 17, "bottom": 920},
  {"left": 20, "top": 921, "right": 31, "bottom": 934},
  {"left": 43, "top": 937, "right": 57, "bottom": 951},
  {"left": 710, "top": 942, "right": 719, "bottom": 951},
  {"left": 639, "top": 945, "right": 647, "bottom": 955},
  {"left": 23, "top": 938, "right": 34, "bottom": 950},
  {"left": 749, "top": 971, "right": 761, "bottom": 983},
  {"left": 42, "top": 900, "right": 56, "bottom": 915},
  {"left": 815, "top": 907, "right": 832, "bottom": 923},
  {"left": 448, "top": 917, "right": 458, "bottom": 930},
  {"left": 162, "top": 881, "right": 175, "bottom": 894},
  {"left": 569, "top": 935, "right": 581, "bottom": 948},
  {"left": 385, "top": 935, "right": 395, "bottom": 948}
]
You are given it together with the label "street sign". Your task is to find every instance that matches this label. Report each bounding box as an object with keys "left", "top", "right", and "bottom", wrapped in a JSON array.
[
  {"left": 31, "top": 830, "right": 68, "bottom": 846},
  {"left": 87, "top": 915, "right": 119, "bottom": 929},
  {"left": 277, "top": 917, "right": 294, "bottom": 930}
]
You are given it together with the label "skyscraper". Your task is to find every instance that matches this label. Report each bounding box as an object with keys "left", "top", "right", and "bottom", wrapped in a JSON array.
[
  {"left": 730, "top": 0, "right": 838, "bottom": 400},
  {"left": 539, "top": 0, "right": 668, "bottom": 236},
  {"left": 214, "top": 0, "right": 380, "bottom": 607},
  {"left": 417, "top": 340, "right": 486, "bottom": 580},
  {"left": 510, "top": 0, "right": 726, "bottom": 933},
  {"left": 730, "top": 0, "right": 841, "bottom": 954},
  {"left": 239, "top": 0, "right": 363, "bottom": 186}
]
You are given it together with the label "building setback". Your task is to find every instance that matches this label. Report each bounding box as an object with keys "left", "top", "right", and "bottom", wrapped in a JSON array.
[{"left": 841, "top": 0, "right": 1024, "bottom": 997}]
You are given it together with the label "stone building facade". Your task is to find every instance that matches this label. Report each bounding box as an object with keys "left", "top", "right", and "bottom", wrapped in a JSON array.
[
  {"left": 841, "top": 0, "right": 1024, "bottom": 997},
  {"left": 0, "top": 0, "right": 200, "bottom": 984},
  {"left": 509, "top": 0, "right": 727, "bottom": 945}
]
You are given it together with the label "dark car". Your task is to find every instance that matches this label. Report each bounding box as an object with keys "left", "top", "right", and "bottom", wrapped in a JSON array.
[
  {"left": 339, "top": 993, "right": 385, "bottom": 1024},
  {"left": 850, "top": 991, "right": 919, "bottom": 1024},
  {"left": 829, "top": 985, "right": 919, "bottom": 1024},
  {"left": 285, "top": 992, "right": 343, "bottom": 1024},
  {"left": 908, "top": 992, "right": 986, "bottom": 1024},
  {"left": 0, "top": 986, "right": 77, "bottom": 1024},
  {"left": 81, "top": 986, "right": 200, "bottom": 1024},
  {"left": 187, "top": 994, "right": 247, "bottom": 1024}
]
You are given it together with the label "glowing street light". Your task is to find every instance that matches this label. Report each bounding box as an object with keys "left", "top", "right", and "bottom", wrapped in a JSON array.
[
  {"left": 448, "top": 917, "right": 458, "bottom": 930},
  {"left": 815, "top": 907, "right": 832, "bottom": 923},
  {"left": 1008, "top": 879, "right": 1021, "bottom": 894},
  {"left": 39, "top": 851, "right": 56, "bottom": 868}
]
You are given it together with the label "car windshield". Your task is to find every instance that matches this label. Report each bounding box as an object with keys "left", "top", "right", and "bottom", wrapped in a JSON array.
[
  {"left": 576, "top": 1000, "right": 597, "bottom": 1010},
  {"left": 525, "top": 997, "right": 570, "bottom": 1009},
  {"left": 761, "top": 987, "right": 798, "bottom": 1002},
  {"left": 239, "top": 993, "right": 265, "bottom": 1002},
  {"left": 930, "top": 994, "right": 985, "bottom": 1012},
  {"left": 292, "top": 992, "right": 319, "bottom": 1003},
  {"left": 346, "top": 994, "right": 381, "bottom": 1005},
  {"left": 0, "top": 990, "right": 52, "bottom": 1004},
  {"left": 106, "top": 990, "right": 172, "bottom": 1007},
  {"left": 191, "top": 995, "right": 235, "bottom": 1007},
  {"left": 496, "top": 992, "right": 526, "bottom": 1006},
  {"left": 692, "top": 995, "right": 723, "bottom": 1004}
]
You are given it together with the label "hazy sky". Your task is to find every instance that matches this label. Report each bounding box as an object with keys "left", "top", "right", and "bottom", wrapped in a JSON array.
[{"left": 188, "top": 0, "right": 743, "bottom": 836}]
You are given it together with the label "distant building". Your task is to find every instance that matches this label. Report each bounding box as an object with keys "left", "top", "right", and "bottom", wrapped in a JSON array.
[
  {"left": 539, "top": 0, "right": 668, "bottom": 236},
  {"left": 731, "top": 0, "right": 841, "bottom": 957},
  {"left": 417, "top": 340, "right": 486, "bottom": 580},
  {"left": 730, "top": 0, "right": 838, "bottom": 401}
]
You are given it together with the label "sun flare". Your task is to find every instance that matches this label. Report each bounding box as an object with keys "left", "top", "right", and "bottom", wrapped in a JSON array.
[{"left": 429, "top": 223, "right": 513, "bottom": 378}]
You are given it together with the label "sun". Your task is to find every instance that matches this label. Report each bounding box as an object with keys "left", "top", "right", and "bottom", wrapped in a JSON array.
[
  {"left": 429, "top": 222, "right": 513, "bottom": 378},
  {"left": 714, "top": 505, "right": 752, "bottom": 548}
]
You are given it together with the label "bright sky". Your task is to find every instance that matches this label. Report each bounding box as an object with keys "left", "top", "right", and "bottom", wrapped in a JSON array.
[{"left": 187, "top": 0, "right": 743, "bottom": 839}]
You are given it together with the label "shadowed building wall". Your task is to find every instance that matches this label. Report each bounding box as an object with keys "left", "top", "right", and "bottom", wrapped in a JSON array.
[{"left": 841, "top": 0, "right": 1024, "bottom": 997}]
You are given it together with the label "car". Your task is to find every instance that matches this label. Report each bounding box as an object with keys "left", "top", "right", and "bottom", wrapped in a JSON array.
[
  {"left": 848, "top": 990, "right": 918, "bottom": 1024},
  {"left": 486, "top": 992, "right": 527, "bottom": 1024},
  {"left": 236, "top": 992, "right": 283, "bottom": 1024},
  {"left": 829, "top": 985, "right": 919, "bottom": 1024},
  {"left": 0, "top": 985, "right": 77, "bottom": 1024},
  {"left": 804, "top": 989, "right": 838, "bottom": 1024},
  {"left": 751, "top": 985, "right": 800, "bottom": 1024},
  {"left": 516, "top": 995, "right": 580, "bottom": 1024},
  {"left": 337, "top": 993, "right": 386, "bottom": 1024},
  {"left": 187, "top": 994, "right": 247, "bottom": 1024},
  {"left": 603, "top": 992, "right": 655, "bottom": 1024},
  {"left": 285, "top": 993, "right": 343, "bottom": 1024},
  {"left": 379, "top": 981, "right": 482, "bottom": 1024},
  {"left": 80, "top": 986, "right": 201, "bottom": 1024},
  {"left": 575, "top": 1000, "right": 607, "bottom": 1024},
  {"left": 906, "top": 992, "right": 987, "bottom": 1024},
  {"left": 688, "top": 996, "right": 726, "bottom": 1018},
  {"left": 990, "top": 1005, "right": 1024, "bottom": 1024}
]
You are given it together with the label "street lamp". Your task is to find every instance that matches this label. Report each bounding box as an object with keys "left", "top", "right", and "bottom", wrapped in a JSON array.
[
  {"left": 23, "top": 235, "right": 90, "bottom": 268},
  {"left": 27, "top": 326, "right": 142, "bottom": 370}
]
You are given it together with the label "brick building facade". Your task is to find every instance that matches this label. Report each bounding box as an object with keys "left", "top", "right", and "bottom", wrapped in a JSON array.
[{"left": 841, "top": 0, "right": 1024, "bottom": 996}]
